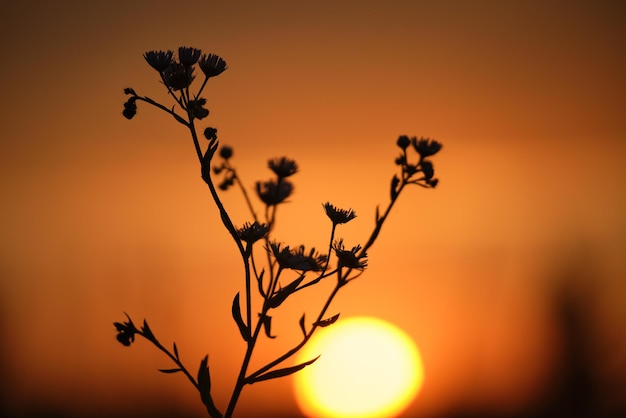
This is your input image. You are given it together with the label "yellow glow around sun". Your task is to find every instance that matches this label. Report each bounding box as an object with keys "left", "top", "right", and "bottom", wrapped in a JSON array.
[{"left": 294, "top": 316, "right": 424, "bottom": 418}]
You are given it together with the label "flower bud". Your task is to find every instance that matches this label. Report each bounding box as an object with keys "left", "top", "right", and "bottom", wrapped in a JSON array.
[
  {"left": 396, "top": 135, "right": 411, "bottom": 149},
  {"left": 122, "top": 107, "right": 136, "bottom": 120},
  {"left": 219, "top": 146, "right": 233, "bottom": 160},
  {"left": 204, "top": 127, "right": 218, "bottom": 141},
  {"left": 122, "top": 98, "right": 137, "bottom": 119}
]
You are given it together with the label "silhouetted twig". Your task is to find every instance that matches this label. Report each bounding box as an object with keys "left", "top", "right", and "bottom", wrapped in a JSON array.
[{"left": 115, "top": 46, "right": 442, "bottom": 417}]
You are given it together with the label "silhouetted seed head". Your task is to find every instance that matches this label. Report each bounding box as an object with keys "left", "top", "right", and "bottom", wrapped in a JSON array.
[
  {"left": 395, "top": 155, "right": 407, "bottom": 166},
  {"left": 122, "top": 98, "right": 137, "bottom": 119},
  {"left": 114, "top": 320, "right": 137, "bottom": 346},
  {"left": 269, "top": 242, "right": 327, "bottom": 271},
  {"left": 219, "top": 146, "right": 233, "bottom": 160},
  {"left": 268, "top": 157, "right": 298, "bottom": 178},
  {"left": 405, "top": 164, "right": 419, "bottom": 176},
  {"left": 143, "top": 50, "right": 174, "bottom": 72},
  {"left": 199, "top": 54, "right": 227, "bottom": 78},
  {"left": 178, "top": 46, "right": 202, "bottom": 67},
  {"left": 188, "top": 99, "right": 209, "bottom": 119},
  {"left": 123, "top": 97, "right": 137, "bottom": 109},
  {"left": 194, "top": 108, "right": 209, "bottom": 119},
  {"left": 256, "top": 179, "right": 293, "bottom": 206},
  {"left": 218, "top": 175, "right": 235, "bottom": 190},
  {"left": 333, "top": 240, "right": 367, "bottom": 270},
  {"left": 237, "top": 222, "right": 269, "bottom": 244},
  {"left": 427, "top": 178, "right": 439, "bottom": 188},
  {"left": 397, "top": 135, "right": 411, "bottom": 150},
  {"left": 204, "top": 127, "right": 218, "bottom": 141},
  {"left": 412, "top": 137, "right": 442, "bottom": 158},
  {"left": 162, "top": 63, "right": 195, "bottom": 91},
  {"left": 420, "top": 160, "right": 434, "bottom": 180},
  {"left": 323, "top": 202, "right": 356, "bottom": 225},
  {"left": 124, "top": 87, "right": 136, "bottom": 95},
  {"left": 122, "top": 107, "right": 136, "bottom": 120}
]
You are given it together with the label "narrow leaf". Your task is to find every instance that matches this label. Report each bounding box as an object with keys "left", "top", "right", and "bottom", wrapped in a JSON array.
[
  {"left": 173, "top": 342, "right": 179, "bottom": 360},
  {"left": 201, "top": 141, "right": 220, "bottom": 182},
  {"left": 421, "top": 160, "right": 434, "bottom": 180},
  {"left": 259, "top": 313, "right": 276, "bottom": 339},
  {"left": 268, "top": 275, "right": 305, "bottom": 309},
  {"left": 142, "top": 319, "right": 155, "bottom": 341},
  {"left": 197, "top": 355, "right": 210, "bottom": 393},
  {"left": 299, "top": 313, "right": 306, "bottom": 337},
  {"left": 390, "top": 174, "right": 400, "bottom": 200},
  {"left": 158, "top": 368, "right": 183, "bottom": 374},
  {"left": 256, "top": 269, "right": 266, "bottom": 298},
  {"left": 314, "top": 313, "right": 340, "bottom": 328},
  {"left": 250, "top": 356, "right": 320, "bottom": 383},
  {"left": 231, "top": 293, "right": 250, "bottom": 341},
  {"left": 375, "top": 205, "right": 380, "bottom": 222},
  {"left": 123, "top": 312, "right": 137, "bottom": 331},
  {"left": 197, "top": 355, "right": 223, "bottom": 418}
]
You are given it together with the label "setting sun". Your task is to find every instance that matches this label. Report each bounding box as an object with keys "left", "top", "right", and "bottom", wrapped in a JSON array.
[{"left": 294, "top": 316, "right": 424, "bottom": 417}]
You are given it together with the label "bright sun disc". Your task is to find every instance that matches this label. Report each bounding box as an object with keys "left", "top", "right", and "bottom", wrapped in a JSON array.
[{"left": 294, "top": 316, "right": 424, "bottom": 418}]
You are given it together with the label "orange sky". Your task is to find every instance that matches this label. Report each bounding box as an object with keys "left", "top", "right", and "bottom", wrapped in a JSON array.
[{"left": 1, "top": 1, "right": 625, "bottom": 417}]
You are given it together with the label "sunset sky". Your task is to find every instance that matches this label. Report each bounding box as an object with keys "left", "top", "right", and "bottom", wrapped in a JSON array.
[{"left": 1, "top": 1, "right": 625, "bottom": 417}]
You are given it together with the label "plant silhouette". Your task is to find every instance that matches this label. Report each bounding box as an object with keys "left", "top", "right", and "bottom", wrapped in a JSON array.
[{"left": 115, "top": 46, "right": 442, "bottom": 417}]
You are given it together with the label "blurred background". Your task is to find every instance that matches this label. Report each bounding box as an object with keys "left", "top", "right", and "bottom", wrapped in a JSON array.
[{"left": 1, "top": 1, "right": 624, "bottom": 416}]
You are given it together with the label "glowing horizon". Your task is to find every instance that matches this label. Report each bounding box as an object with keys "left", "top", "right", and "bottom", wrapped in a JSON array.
[{"left": 1, "top": 1, "right": 625, "bottom": 417}]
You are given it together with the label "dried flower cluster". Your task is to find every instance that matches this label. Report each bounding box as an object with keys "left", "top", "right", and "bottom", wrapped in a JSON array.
[{"left": 116, "top": 46, "right": 442, "bottom": 418}]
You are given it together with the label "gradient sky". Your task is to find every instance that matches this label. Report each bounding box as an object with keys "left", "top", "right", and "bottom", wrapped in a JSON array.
[{"left": 1, "top": 1, "right": 625, "bottom": 417}]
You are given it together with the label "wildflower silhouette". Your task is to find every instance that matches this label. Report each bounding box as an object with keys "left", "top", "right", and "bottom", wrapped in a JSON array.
[{"left": 116, "top": 46, "right": 442, "bottom": 418}]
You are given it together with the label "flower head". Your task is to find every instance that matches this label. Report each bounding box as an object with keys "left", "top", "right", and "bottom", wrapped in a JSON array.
[
  {"left": 238, "top": 222, "right": 269, "bottom": 244},
  {"left": 333, "top": 239, "right": 367, "bottom": 270},
  {"left": 412, "top": 137, "right": 442, "bottom": 158},
  {"left": 268, "top": 157, "right": 298, "bottom": 178},
  {"left": 122, "top": 97, "right": 137, "bottom": 120},
  {"left": 144, "top": 50, "right": 174, "bottom": 72},
  {"left": 218, "top": 175, "right": 235, "bottom": 191},
  {"left": 420, "top": 160, "right": 434, "bottom": 180},
  {"left": 323, "top": 202, "right": 356, "bottom": 225},
  {"left": 269, "top": 241, "right": 327, "bottom": 271},
  {"left": 188, "top": 98, "right": 209, "bottom": 119},
  {"left": 204, "top": 127, "right": 218, "bottom": 141},
  {"left": 256, "top": 179, "right": 293, "bottom": 206},
  {"left": 219, "top": 145, "right": 233, "bottom": 160},
  {"left": 394, "top": 155, "right": 407, "bottom": 166},
  {"left": 113, "top": 315, "right": 137, "bottom": 346},
  {"left": 162, "top": 63, "right": 195, "bottom": 91},
  {"left": 396, "top": 135, "right": 411, "bottom": 150},
  {"left": 199, "top": 54, "right": 227, "bottom": 78},
  {"left": 178, "top": 46, "right": 202, "bottom": 67}
]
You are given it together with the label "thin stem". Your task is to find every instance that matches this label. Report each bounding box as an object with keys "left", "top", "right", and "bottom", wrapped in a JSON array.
[
  {"left": 192, "top": 120, "right": 256, "bottom": 345},
  {"left": 201, "top": 160, "right": 253, "bottom": 324},
  {"left": 247, "top": 277, "right": 345, "bottom": 382},
  {"left": 135, "top": 95, "right": 189, "bottom": 126},
  {"left": 196, "top": 76, "right": 210, "bottom": 99},
  {"left": 139, "top": 331, "right": 200, "bottom": 391},
  {"left": 321, "top": 223, "right": 337, "bottom": 277},
  {"left": 360, "top": 179, "right": 406, "bottom": 256},
  {"left": 244, "top": 174, "right": 415, "bottom": 386},
  {"left": 224, "top": 293, "right": 272, "bottom": 417},
  {"left": 136, "top": 331, "right": 222, "bottom": 417},
  {"left": 266, "top": 267, "right": 284, "bottom": 306},
  {"left": 294, "top": 268, "right": 338, "bottom": 292},
  {"left": 159, "top": 73, "right": 186, "bottom": 110},
  {"left": 224, "top": 161, "right": 259, "bottom": 223},
  {"left": 188, "top": 118, "right": 203, "bottom": 164}
]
